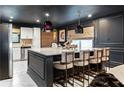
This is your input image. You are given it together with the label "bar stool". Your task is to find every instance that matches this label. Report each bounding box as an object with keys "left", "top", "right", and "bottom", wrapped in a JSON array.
[
  {"left": 74, "top": 50, "right": 90, "bottom": 87},
  {"left": 90, "top": 48, "right": 103, "bottom": 74},
  {"left": 54, "top": 50, "right": 75, "bottom": 87},
  {"left": 102, "top": 47, "right": 110, "bottom": 71}
]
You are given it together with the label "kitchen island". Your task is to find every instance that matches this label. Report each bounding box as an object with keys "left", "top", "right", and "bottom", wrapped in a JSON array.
[{"left": 27, "top": 47, "right": 94, "bottom": 87}]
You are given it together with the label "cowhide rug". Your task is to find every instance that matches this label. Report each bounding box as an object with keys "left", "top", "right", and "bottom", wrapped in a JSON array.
[{"left": 89, "top": 72, "right": 124, "bottom": 87}]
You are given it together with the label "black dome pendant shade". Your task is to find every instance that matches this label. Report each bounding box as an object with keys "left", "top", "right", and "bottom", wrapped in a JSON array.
[
  {"left": 44, "top": 20, "right": 53, "bottom": 30},
  {"left": 75, "top": 10, "right": 83, "bottom": 33},
  {"left": 43, "top": 12, "right": 53, "bottom": 30},
  {"left": 75, "top": 25, "right": 83, "bottom": 33}
]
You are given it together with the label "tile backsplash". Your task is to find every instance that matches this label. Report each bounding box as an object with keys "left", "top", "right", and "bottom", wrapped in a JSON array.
[{"left": 21, "top": 39, "right": 32, "bottom": 46}]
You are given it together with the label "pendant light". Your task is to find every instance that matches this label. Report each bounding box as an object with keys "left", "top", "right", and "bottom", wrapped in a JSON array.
[
  {"left": 75, "top": 10, "right": 83, "bottom": 33},
  {"left": 43, "top": 13, "right": 53, "bottom": 30}
]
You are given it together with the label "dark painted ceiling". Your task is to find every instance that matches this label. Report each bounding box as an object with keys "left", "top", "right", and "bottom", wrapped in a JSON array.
[{"left": 0, "top": 5, "right": 124, "bottom": 27}]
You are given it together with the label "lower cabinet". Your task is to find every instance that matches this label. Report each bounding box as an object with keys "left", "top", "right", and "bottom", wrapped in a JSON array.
[
  {"left": 13, "top": 47, "right": 21, "bottom": 61},
  {"left": 25, "top": 48, "right": 31, "bottom": 59},
  {"left": 21, "top": 47, "right": 31, "bottom": 60}
]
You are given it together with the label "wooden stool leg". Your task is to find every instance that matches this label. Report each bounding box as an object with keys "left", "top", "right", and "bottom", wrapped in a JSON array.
[
  {"left": 102, "top": 62, "right": 105, "bottom": 72},
  {"left": 78, "top": 66, "right": 80, "bottom": 75},
  {"left": 109, "top": 61, "right": 110, "bottom": 70},
  {"left": 106, "top": 62, "right": 107, "bottom": 72},
  {"left": 97, "top": 64, "right": 98, "bottom": 73},
  {"left": 83, "top": 66, "right": 85, "bottom": 87},
  {"left": 65, "top": 69, "right": 67, "bottom": 87},
  {"left": 88, "top": 65, "right": 90, "bottom": 86},
  {"left": 73, "top": 67, "right": 74, "bottom": 87},
  {"left": 72, "top": 56, "right": 74, "bottom": 87}
]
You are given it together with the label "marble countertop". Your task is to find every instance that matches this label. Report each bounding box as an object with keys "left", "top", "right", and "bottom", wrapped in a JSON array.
[
  {"left": 29, "top": 47, "right": 69, "bottom": 56},
  {"left": 29, "top": 47, "right": 99, "bottom": 56}
]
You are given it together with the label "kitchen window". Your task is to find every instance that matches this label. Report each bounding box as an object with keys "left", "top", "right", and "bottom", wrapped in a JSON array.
[{"left": 71, "top": 39, "right": 93, "bottom": 51}]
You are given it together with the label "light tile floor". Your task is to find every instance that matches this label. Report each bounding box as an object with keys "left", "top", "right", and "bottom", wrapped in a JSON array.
[
  {"left": 107, "top": 65, "right": 124, "bottom": 85},
  {"left": 0, "top": 61, "right": 37, "bottom": 87},
  {"left": 53, "top": 76, "right": 94, "bottom": 87}
]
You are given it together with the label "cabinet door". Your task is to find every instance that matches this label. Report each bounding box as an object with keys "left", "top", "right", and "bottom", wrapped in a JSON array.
[
  {"left": 21, "top": 27, "right": 27, "bottom": 39},
  {"left": 27, "top": 28, "right": 33, "bottom": 39},
  {"left": 21, "top": 27, "right": 33, "bottom": 39},
  {"left": 13, "top": 48, "right": 21, "bottom": 60},
  {"left": 32, "top": 28, "right": 41, "bottom": 48}
]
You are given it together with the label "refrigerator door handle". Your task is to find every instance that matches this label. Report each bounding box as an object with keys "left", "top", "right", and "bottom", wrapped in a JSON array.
[{"left": 8, "top": 24, "right": 13, "bottom": 78}]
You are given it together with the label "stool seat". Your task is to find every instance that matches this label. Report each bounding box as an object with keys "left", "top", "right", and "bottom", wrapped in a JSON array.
[
  {"left": 102, "top": 57, "right": 109, "bottom": 61},
  {"left": 90, "top": 58, "right": 101, "bottom": 64},
  {"left": 74, "top": 60, "right": 89, "bottom": 66},
  {"left": 54, "top": 63, "right": 73, "bottom": 70}
]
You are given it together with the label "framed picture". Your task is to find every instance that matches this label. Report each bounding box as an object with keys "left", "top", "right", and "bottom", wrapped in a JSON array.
[{"left": 59, "top": 29, "right": 65, "bottom": 42}]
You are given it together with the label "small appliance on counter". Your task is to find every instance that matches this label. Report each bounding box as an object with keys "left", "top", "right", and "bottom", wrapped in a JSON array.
[{"left": 51, "top": 43, "right": 58, "bottom": 48}]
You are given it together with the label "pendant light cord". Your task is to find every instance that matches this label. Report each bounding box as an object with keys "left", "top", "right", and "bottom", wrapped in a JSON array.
[
  {"left": 46, "top": 16, "right": 48, "bottom": 21},
  {"left": 78, "top": 10, "right": 81, "bottom": 25}
]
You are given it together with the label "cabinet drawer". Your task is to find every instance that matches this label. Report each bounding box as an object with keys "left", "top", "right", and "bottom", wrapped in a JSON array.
[{"left": 21, "top": 27, "right": 33, "bottom": 39}]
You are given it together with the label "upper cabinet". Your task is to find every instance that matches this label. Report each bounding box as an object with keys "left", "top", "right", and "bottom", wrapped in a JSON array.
[
  {"left": 67, "top": 26, "right": 94, "bottom": 39},
  {"left": 21, "top": 27, "right": 33, "bottom": 39}
]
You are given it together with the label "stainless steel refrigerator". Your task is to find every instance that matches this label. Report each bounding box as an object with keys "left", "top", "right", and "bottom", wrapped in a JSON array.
[{"left": 0, "top": 23, "right": 12, "bottom": 80}]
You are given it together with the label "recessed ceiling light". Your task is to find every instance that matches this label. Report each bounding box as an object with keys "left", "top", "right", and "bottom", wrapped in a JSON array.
[
  {"left": 88, "top": 14, "right": 92, "bottom": 18},
  {"left": 10, "top": 16, "right": 14, "bottom": 19},
  {"left": 36, "top": 19, "right": 40, "bottom": 23},
  {"left": 9, "top": 19, "right": 12, "bottom": 22},
  {"left": 45, "top": 13, "right": 49, "bottom": 17}
]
